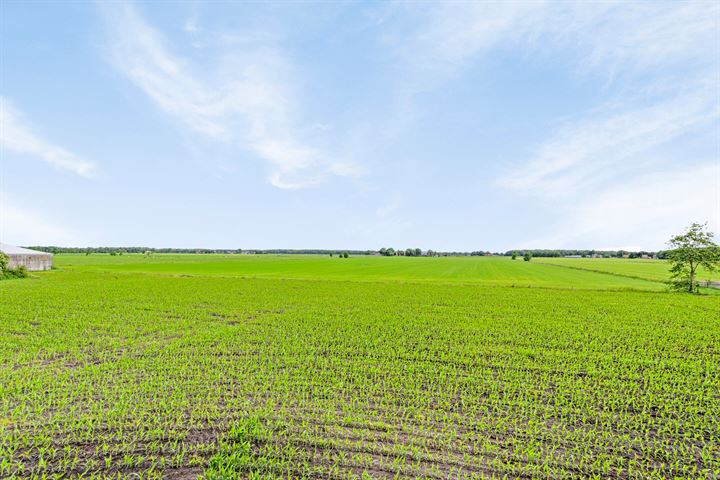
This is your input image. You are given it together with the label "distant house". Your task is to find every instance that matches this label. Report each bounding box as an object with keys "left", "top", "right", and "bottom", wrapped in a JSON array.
[{"left": 0, "top": 243, "right": 53, "bottom": 271}]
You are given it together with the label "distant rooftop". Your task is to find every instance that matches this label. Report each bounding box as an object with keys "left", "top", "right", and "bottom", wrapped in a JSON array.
[{"left": 0, "top": 243, "right": 53, "bottom": 256}]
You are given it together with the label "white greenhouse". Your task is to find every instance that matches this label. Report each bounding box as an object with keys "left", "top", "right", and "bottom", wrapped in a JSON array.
[{"left": 0, "top": 243, "right": 53, "bottom": 271}]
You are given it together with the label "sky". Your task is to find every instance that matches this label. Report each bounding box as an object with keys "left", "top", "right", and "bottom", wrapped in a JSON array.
[{"left": 1, "top": 1, "right": 718, "bottom": 251}]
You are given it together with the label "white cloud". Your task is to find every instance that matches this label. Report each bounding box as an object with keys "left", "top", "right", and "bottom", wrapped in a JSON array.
[
  {"left": 102, "top": 2, "right": 352, "bottom": 189},
  {"left": 383, "top": 1, "right": 544, "bottom": 93},
  {"left": 0, "top": 192, "right": 88, "bottom": 246},
  {"left": 564, "top": 2, "right": 720, "bottom": 76},
  {"left": 395, "top": 1, "right": 720, "bottom": 249},
  {"left": 499, "top": 82, "right": 719, "bottom": 194},
  {"left": 375, "top": 195, "right": 401, "bottom": 219},
  {"left": 0, "top": 98, "right": 95, "bottom": 177},
  {"left": 527, "top": 163, "right": 720, "bottom": 250},
  {"left": 389, "top": 1, "right": 719, "bottom": 85},
  {"left": 183, "top": 18, "right": 199, "bottom": 34}
]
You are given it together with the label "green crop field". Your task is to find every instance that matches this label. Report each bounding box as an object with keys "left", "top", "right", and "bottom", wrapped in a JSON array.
[
  {"left": 1, "top": 255, "right": 719, "bottom": 479},
  {"left": 54, "top": 254, "right": 668, "bottom": 290},
  {"left": 533, "top": 257, "right": 720, "bottom": 284}
]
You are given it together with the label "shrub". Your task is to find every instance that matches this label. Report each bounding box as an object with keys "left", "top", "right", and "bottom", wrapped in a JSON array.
[{"left": 0, "top": 252, "right": 29, "bottom": 279}]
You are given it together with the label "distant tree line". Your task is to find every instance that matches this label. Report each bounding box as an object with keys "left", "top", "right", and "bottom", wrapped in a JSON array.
[
  {"left": 27, "top": 246, "right": 667, "bottom": 259},
  {"left": 27, "top": 247, "right": 379, "bottom": 256},
  {"left": 502, "top": 249, "right": 660, "bottom": 259}
]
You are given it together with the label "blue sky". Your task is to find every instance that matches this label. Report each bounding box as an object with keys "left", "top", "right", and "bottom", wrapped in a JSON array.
[{"left": 1, "top": 1, "right": 718, "bottom": 251}]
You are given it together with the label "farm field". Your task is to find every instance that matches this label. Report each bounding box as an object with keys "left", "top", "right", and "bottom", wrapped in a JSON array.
[
  {"left": 1, "top": 255, "right": 719, "bottom": 479},
  {"left": 534, "top": 257, "right": 720, "bottom": 284},
  {"left": 54, "top": 254, "right": 667, "bottom": 290}
]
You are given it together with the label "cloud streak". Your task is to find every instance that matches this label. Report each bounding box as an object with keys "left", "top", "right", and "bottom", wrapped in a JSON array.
[
  {"left": 381, "top": 1, "right": 719, "bottom": 248},
  {"left": 527, "top": 163, "right": 720, "bottom": 250},
  {"left": 0, "top": 192, "right": 88, "bottom": 245},
  {"left": 102, "top": 2, "right": 349, "bottom": 189},
  {"left": 0, "top": 97, "right": 95, "bottom": 177},
  {"left": 387, "top": 1, "right": 719, "bottom": 85},
  {"left": 499, "top": 82, "right": 719, "bottom": 194}
]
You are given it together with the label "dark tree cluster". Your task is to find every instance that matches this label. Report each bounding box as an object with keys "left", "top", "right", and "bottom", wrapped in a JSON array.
[{"left": 378, "top": 248, "right": 426, "bottom": 257}]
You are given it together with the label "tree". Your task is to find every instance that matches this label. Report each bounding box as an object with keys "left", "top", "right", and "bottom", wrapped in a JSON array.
[
  {"left": 342, "top": 252, "right": 349, "bottom": 258},
  {"left": 523, "top": 251, "right": 532, "bottom": 262},
  {"left": 414, "top": 248, "right": 421, "bottom": 257},
  {"left": 511, "top": 251, "right": 518, "bottom": 260},
  {"left": 667, "top": 222, "right": 720, "bottom": 293}
]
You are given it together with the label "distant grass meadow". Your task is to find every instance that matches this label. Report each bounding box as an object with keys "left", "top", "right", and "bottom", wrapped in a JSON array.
[
  {"left": 535, "top": 257, "right": 719, "bottom": 283},
  {"left": 55, "top": 253, "right": 684, "bottom": 289},
  {"left": 1, "top": 254, "right": 718, "bottom": 479}
]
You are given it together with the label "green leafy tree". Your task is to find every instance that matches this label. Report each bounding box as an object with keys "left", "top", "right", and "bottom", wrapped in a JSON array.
[
  {"left": 667, "top": 222, "right": 720, "bottom": 293},
  {"left": 511, "top": 251, "right": 518, "bottom": 260},
  {"left": 523, "top": 252, "right": 532, "bottom": 262}
]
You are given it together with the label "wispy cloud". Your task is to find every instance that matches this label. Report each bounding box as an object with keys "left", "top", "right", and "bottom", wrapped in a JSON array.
[
  {"left": 561, "top": 1, "right": 720, "bottom": 76},
  {"left": 375, "top": 195, "right": 401, "bottom": 219},
  {"left": 377, "top": 1, "right": 720, "bottom": 248},
  {"left": 387, "top": 1, "right": 719, "bottom": 86},
  {"left": 0, "top": 97, "right": 95, "bottom": 177},
  {"left": 102, "top": 2, "right": 351, "bottom": 189},
  {"left": 0, "top": 192, "right": 88, "bottom": 245},
  {"left": 490, "top": 1, "right": 719, "bottom": 197},
  {"left": 526, "top": 163, "right": 720, "bottom": 250},
  {"left": 499, "top": 81, "right": 719, "bottom": 194}
]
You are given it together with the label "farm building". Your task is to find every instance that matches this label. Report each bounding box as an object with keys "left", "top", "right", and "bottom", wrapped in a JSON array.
[{"left": 0, "top": 243, "right": 53, "bottom": 271}]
